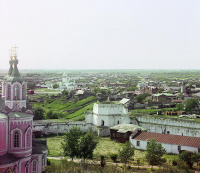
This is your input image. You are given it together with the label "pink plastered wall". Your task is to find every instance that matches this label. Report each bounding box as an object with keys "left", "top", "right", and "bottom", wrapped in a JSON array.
[{"left": 0, "top": 120, "right": 7, "bottom": 155}]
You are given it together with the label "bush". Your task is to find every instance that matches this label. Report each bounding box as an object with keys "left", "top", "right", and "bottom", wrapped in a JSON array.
[
  {"left": 161, "top": 158, "right": 167, "bottom": 163},
  {"left": 110, "top": 154, "right": 118, "bottom": 162},
  {"left": 172, "top": 160, "right": 177, "bottom": 166}
]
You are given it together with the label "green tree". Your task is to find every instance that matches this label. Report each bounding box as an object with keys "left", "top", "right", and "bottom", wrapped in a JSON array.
[
  {"left": 92, "top": 87, "right": 99, "bottom": 95},
  {"left": 136, "top": 93, "right": 149, "bottom": 103},
  {"left": 179, "top": 151, "right": 194, "bottom": 168},
  {"left": 27, "top": 82, "right": 36, "bottom": 89},
  {"left": 157, "top": 88, "right": 164, "bottom": 93},
  {"left": 118, "top": 141, "right": 135, "bottom": 166},
  {"left": 34, "top": 107, "right": 45, "bottom": 120},
  {"left": 146, "top": 139, "right": 166, "bottom": 168},
  {"left": 183, "top": 98, "right": 199, "bottom": 111},
  {"left": 177, "top": 92, "right": 184, "bottom": 100},
  {"left": 53, "top": 83, "right": 59, "bottom": 89},
  {"left": 192, "top": 151, "right": 200, "bottom": 171},
  {"left": 62, "top": 127, "right": 83, "bottom": 160},
  {"left": 175, "top": 103, "right": 184, "bottom": 111},
  {"left": 78, "top": 131, "right": 98, "bottom": 162}
]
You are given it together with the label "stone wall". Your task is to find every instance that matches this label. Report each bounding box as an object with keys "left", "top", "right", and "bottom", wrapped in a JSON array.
[
  {"left": 135, "top": 116, "right": 200, "bottom": 137},
  {"left": 33, "top": 121, "right": 96, "bottom": 135}
]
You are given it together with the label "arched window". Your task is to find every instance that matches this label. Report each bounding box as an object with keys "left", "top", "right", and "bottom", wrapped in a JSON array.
[
  {"left": 42, "top": 155, "right": 46, "bottom": 167},
  {"left": 32, "top": 160, "right": 37, "bottom": 172},
  {"left": 7, "top": 85, "right": 11, "bottom": 99},
  {"left": 5, "top": 168, "right": 12, "bottom": 173},
  {"left": 101, "top": 120, "right": 104, "bottom": 126},
  {"left": 25, "top": 128, "right": 31, "bottom": 148},
  {"left": 14, "top": 131, "right": 19, "bottom": 147},
  {"left": 25, "top": 162, "right": 29, "bottom": 173},
  {"left": 117, "top": 121, "right": 120, "bottom": 124},
  {"left": 22, "top": 85, "right": 26, "bottom": 100},
  {"left": 13, "top": 165, "right": 17, "bottom": 173}
]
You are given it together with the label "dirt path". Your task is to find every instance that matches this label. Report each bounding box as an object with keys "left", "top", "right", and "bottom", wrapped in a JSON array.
[{"left": 47, "top": 156, "right": 159, "bottom": 169}]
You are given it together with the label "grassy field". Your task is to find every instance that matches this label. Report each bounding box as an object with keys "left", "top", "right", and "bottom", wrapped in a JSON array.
[
  {"left": 46, "top": 135, "right": 178, "bottom": 164},
  {"left": 33, "top": 96, "right": 96, "bottom": 120}
]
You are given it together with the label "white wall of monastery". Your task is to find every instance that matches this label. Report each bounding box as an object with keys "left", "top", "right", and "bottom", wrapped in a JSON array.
[
  {"left": 135, "top": 116, "right": 200, "bottom": 137},
  {"left": 130, "top": 138, "right": 199, "bottom": 154}
]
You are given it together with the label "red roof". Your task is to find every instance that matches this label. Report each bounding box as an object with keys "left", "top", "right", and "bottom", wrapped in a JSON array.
[{"left": 132, "top": 131, "right": 200, "bottom": 148}]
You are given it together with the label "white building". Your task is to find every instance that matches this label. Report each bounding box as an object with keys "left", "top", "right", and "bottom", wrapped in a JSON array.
[
  {"left": 85, "top": 103, "right": 130, "bottom": 136},
  {"left": 130, "top": 131, "right": 200, "bottom": 154},
  {"left": 59, "top": 73, "right": 77, "bottom": 90}
]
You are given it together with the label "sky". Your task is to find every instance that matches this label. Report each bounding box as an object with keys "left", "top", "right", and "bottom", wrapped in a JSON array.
[{"left": 0, "top": 0, "right": 200, "bottom": 70}]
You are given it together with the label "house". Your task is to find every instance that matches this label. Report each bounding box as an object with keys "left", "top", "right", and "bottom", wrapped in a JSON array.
[
  {"left": 130, "top": 131, "right": 200, "bottom": 154},
  {"left": 110, "top": 124, "right": 147, "bottom": 143},
  {"left": 152, "top": 93, "right": 175, "bottom": 102}
]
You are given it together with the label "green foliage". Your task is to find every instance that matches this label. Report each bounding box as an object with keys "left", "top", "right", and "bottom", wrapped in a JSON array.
[
  {"left": 63, "top": 90, "right": 69, "bottom": 96},
  {"left": 191, "top": 151, "right": 200, "bottom": 168},
  {"left": 136, "top": 93, "right": 149, "bottom": 103},
  {"left": 183, "top": 98, "right": 199, "bottom": 111},
  {"left": 33, "top": 96, "right": 96, "bottom": 120},
  {"left": 46, "top": 110, "right": 59, "bottom": 119},
  {"left": 27, "top": 82, "right": 36, "bottom": 89},
  {"left": 145, "top": 139, "right": 166, "bottom": 167},
  {"left": 126, "top": 86, "right": 138, "bottom": 91},
  {"left": 53, "top": 83, "right": 59, "bottom": 89},
  {"left": 156, "top": 88, "right": 164, "bottom": 93},
  {"left": 178, "top": 151, "right": 194, "bottom": 168},
  {"left": 34, "top": 107, "right": 45, "bottom": 120},
  {"left": 78, "top": 132, "right": 99, "bottom": 161},
  {"left": 62, "top": 127, "right": 98, "bottom": 161},
  {"left": 118, "top": 141, "right": 135, "bottom": 166},
  {"left": 175, "top": 103, "right": 184, "bottom": 111},
  {"left": 177, "top": 92, "right": 184, "bottom": 100},
  {"left": 62, "top": 127, "right": 83, "bottom": 160},
  {"left": 110, "top": 153, "right": 118, "bottom": 162}
]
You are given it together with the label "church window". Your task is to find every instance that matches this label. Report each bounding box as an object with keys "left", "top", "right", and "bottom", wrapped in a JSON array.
[
  {"left": 6, "top": 168, "right": 12, "bottom": 173},
  {"left": 32, "top": 160, "right": 37, "bottom": 172},
  {"left": 43, "top": 155, "right": 46, "bottom": 167},
  {"left": 7, "top": 85, "right": 11, "bottom": 99},
  {"left": 26, "top": 130, "right": 30, "bottom": 147},
  {"left": 14, "top": 131, "right": 19, "bottom": 147},
  {"left": 101, "top": 120, "right": 104, "bottom": 126},
  {"left": 22, "top": 85, "right": 26, "bottom": 100},
  {"left": 25, "top": 162, "right": 29, "bottom": 173},
  {"left": 13, "top": 166, "right": 17, "bottom": 173}
]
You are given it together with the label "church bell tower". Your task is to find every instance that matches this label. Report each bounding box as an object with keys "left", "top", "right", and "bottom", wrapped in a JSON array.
[{"left": 2, "top": 46, "right": 27, "bottom": 109}]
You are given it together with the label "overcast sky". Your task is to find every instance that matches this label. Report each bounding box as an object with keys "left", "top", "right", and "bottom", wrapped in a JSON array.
[{"left": 0, "top": 0, "right": 200, "bottom": 70}]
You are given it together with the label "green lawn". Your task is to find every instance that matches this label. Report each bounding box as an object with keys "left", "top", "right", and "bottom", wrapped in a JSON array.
[
  {"left": 46, "top": 135, "right": 178, "bottom": 164},
  {"left": 46, "top": 135, "right": 64, "bottom": 157}
]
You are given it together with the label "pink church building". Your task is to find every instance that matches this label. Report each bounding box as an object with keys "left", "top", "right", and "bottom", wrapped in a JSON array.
[{"left": 0, "top": 50, "right": 47, "bottom": 173}]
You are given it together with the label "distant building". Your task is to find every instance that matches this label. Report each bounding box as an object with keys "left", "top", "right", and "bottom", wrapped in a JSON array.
[{"left": 59, "top": 73, "right": 77, "bottom": 90}]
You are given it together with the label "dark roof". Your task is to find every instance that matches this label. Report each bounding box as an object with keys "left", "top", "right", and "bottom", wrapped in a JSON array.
[
  {"left": 0, "top": 153, "right": 20, "bottom": 165},
  {"left": 132, "top": 131, "right": 200, "bottom": 148}
]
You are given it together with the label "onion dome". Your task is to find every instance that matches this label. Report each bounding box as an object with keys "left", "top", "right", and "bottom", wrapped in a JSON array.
[{"left": 6, "top": 57, "right": 24, "bottom": 84}]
